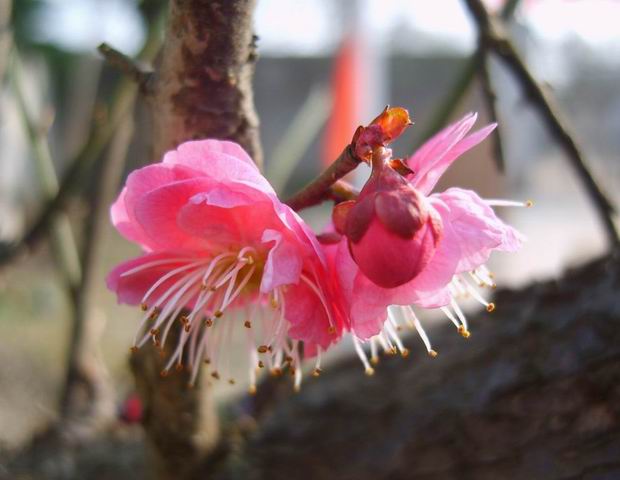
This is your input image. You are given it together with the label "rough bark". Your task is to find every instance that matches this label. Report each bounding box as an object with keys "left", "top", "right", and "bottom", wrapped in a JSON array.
[
  {"left": 131, "top": 1, "right": 262, "bottom": 479},
  {"left": 210, "top": 253, "right": 620, "bottom": 480},
  {"left": 149, "top": 0, "right": 261, "bottom": 165},
  {"left": 5, "top": 255, "right": 620, "bottom": 480}
]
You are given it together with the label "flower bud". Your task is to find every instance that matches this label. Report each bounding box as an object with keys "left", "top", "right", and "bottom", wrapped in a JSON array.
[
  {"left": 351, "top": 107, "right": 412, "bottom": 162},
  {"left": 338, "top": 147, "right": 442, "bottom": 288}
]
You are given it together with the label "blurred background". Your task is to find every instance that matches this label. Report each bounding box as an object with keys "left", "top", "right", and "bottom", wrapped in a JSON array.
[{"left": 0, "top": 0, "right": 619, "bottom": 456}]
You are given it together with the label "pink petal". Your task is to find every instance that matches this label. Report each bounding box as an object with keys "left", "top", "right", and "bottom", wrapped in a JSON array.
[
  {"left": 177, "top": 194, "right": 283, "bottom": 249},
  {"left": 162, "top": 140, "right": 273, "bottom": 193},
  {"left": 106, "top": 251, "right": 201, "bottom": 305},
  {"left": 260, "top": 229, "right": 302, "bottom": 293},
  {"left": 285, "top": 272, "right": 341, "bottom": 350},
  {"left": 111, "top": 163, "right": 201, "bottom": 250},
  {"left": 407, "top": 113, "right": 496, "bottom": 195},
  {"left": 134, "top": 178, "right": 218, "bottom": 251},
  {"left": 434, "top": 188, "right": 523, "bottom": 273}
]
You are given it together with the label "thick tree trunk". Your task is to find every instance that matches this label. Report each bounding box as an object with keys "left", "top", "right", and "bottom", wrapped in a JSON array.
[
  {"left": 131, "top": 1, "right": 262, "bottom": 479},
  {"left": 149, "top": 0, "right": 261, "bottom": 164},
  {"left": 210, "top": 253, "right": 620, "bottom": 480}
]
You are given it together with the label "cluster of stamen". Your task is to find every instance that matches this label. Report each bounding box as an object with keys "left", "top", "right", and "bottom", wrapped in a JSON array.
[
  {"left": 121, "top": 247, "right": 329, "bottom": 393},
  {"left": 351, "top": 198, "right": 531, "bottom": 372}
]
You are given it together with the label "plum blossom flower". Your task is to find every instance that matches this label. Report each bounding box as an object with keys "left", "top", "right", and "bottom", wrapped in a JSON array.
[
  {"left": 107, "top": 140, "right": 346, "bottom": 392},
  {"left": 327, "top": 113, "right": 527, "bottom": 371}
]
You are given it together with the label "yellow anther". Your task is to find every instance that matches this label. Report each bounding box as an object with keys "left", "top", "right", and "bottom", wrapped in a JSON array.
[
  {"left": 258, "top": 360, "right": 265, "bottom": 369},
  {"left": 428, "top": 349, "right": 438, "bottom": 358},
  {"left": 294, "top": 384, "right": 301, "bottom": 393},
  {"left": 370, "top": 356, "right": 380, "bottom": 366},
  {"left": 204, "top": 358, "right": 211, "bottom": 364},
  {"left": 388, "top": 346, "right": 398, "bottom": 356},
  {"left": 205, "top": 318, "right": 214, "bottom": 327},
  {"left": 257, "top": 345, "right": 269, "bottom": 354},
  {"left": 214, "top": 310, "right": 223, "bottom": 318},
  {"left": 270, "top": 368, "right": 283, "bottom": 377},
  {"left": 140, "top": 303, "right": 148, "bottom": 312},
  {"left": 150, "top": 328, "right": 159, "bottom": 336},
  {"left": 486, "top": 303, "right": 496, "bottom": 313},
  {"left": 130, "top": 346, "right": 139, "bottom": 353},
  {"left": 246, "top": 255, "right": 254, "bottom": 265},
  {"left": 211, "top": 371, "right": 220, "bottom": 380},
  {"left": 244, "top": 320, "right": 252, "bottom": 328},
  {"left": 457, "top": 325, "right": 471, "bottom": 339},
  {"left": 526, "top": 199, "right": 534, "bottom": 208},
  {"left": 228, "top": 379, "right": 236, "bottom": 385},
  {"left": 270, "top": 298, "right": 279, "bottom": 309},
  {"left": 285, "top": 355, "right": 293, "bottom": 363},
  {"left": 365, "top": 367, "right": 375, "bottom": 376},
  {"left": 179, "top": 315, "right": 189, "bottom": 324},
  {"left": 400, "top": 348, "right": 410, "bottom": 358},
  {"left": 312, "top": 368, "right": 322, "bottom": 377},
  {"left": 248, "top": 385, "right": 257, "bottom": 395}
]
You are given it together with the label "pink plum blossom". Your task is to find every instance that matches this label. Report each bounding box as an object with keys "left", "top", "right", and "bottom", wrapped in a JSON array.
[
  {"left": 107, "top": 139, "right": 346, "bottom": 392},
  {"left": 327, "top": 113, "right": 526, "bottom": 371}
]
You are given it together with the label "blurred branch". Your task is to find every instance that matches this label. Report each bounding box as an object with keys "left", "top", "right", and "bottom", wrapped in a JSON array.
[
  {"left": 476, "top": 49, "right": 506, "bottom": 171},
  {"left": 0, "top": 11, "right": 164, "bottom": 267},
  {"left": 220, "top": 254, "right": 620, "bottom": 480},
  {"left": 9, "top": 50, "right": 82, "bottom": 293},
  {"left": 266, "top": 85, "right": 331, "bottom": 193},
  {"left": 98, "top": 43, "right": 153, "bottom": 93},
  {"left": 60, "top": 115, "right": 136, "bottom": 431},
  {"left": 463, "top": 0, "right": 619, "bottom": 249},
  {"left": 412, "top": 0, "right": 521, "bottom": 169},
  {"left": 0, "top": 0, "right": 12, "bottom": 84}
]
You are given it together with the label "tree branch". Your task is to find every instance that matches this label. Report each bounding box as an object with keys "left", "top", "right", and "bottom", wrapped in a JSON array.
[
  {"left": 285, "top": 145, "right": 362, "bottom": 211},
  {"left": 130, "top": 2, "right": 262, "bottom": 479},
  {"left": 148, "top": 0, "right": 262, "bottom": 164},
  {"left": 0, "top": 11, "right": 163, "bottom": 268},
  {"left": 463, "top": 0, "right": 619, "bottom": 249},
  {"left": 215, "top": 254, "right": 620, "bottom": 479},
  {"left": 411, "top": 0, "right": 522, "bottom": 152},
  {"left": 97, "top": 43, "right": 153, "bottom": 93},
  {"left": 476, "top": 48, "right": 506, "bottom": 171}
]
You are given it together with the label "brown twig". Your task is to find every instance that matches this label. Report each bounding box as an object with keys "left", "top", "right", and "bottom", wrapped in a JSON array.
[
  {"left": 59, "top": 116, "right": 136, "bottom": 431},
  {"left": 411, "top": 0, "right": 521, "bottom": 152},
  {"left": 463, "top": 0, "right": 619, "bottom": 248},
  {"left": 476, "top": 48, "right": 506, "bottom": 171},
  {"left": 285, "top": 145, "right": 362, "bottom": 211},
  {"left": 98, "top": 43, "right": 153, "bottom": 93}
]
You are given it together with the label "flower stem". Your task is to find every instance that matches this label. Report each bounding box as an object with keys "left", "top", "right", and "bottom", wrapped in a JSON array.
[{"left": 285, "top": 145, "right": 362, "bottom": 211}]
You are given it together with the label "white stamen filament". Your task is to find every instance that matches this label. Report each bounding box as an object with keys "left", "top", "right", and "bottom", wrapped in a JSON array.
[
  {"left": 353, "top": 336, "right": 374, "bottom": 375},
  {"left": 484, "top": 198, "right": 532, "bottom": 208},
  {"left": 440, "top": 306, "right": 461, "bottom": 330}
]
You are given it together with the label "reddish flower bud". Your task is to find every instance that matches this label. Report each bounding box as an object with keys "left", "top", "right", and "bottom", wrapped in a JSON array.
[
  {"left": 352, "top": 107, "right": 412, "bottom": 162},
  {"left": 341, "top": 147, "right": 442, "bottom": 288}
]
